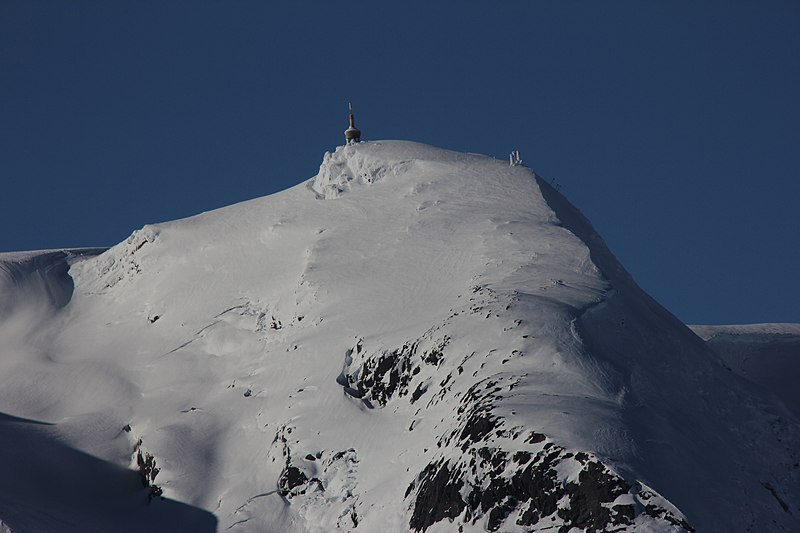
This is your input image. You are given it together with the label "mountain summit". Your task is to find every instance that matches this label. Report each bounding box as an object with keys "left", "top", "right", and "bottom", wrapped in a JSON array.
[{"left": 0, "top": 141, "right": 797, "bottom": 532}]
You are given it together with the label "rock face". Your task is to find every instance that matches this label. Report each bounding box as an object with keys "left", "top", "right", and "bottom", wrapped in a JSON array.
[
  {"left": 407, "top": 444, "right": 692, "bottom": 532},
  {"left": 330, "top": 319, "right": 696, "bottom": 532},
  {"left": 0, "top": 141, "right": 798, "bottom": 532}
]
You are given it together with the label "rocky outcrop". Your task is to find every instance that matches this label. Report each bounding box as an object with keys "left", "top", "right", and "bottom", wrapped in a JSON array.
[{"left": 407, "top": 442, "right": 692, "bottom": 532}]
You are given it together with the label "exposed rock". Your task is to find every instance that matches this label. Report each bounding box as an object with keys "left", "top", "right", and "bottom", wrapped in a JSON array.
[
  {"left": 338, "top": 334, "right": 452, "bottom": 407},
  {"left": 407, "top": 439, "right": 693, "bottom": 532},
  {"left": 408, "top": 461, "right": 466, "bottom": 531},
  {"left": 134, "top": 439, "right": 163, "bottom": 502},
  {"left": 278, "top": 465, "right": 309, "bottom": 497}
]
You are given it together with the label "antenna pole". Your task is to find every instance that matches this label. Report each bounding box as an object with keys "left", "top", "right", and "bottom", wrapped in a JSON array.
[
  {"left": 348, "top": 102, "right": 356, "bottom": 128},
  {"left": 344, "top": 101, "right": 361, "bottom": 144}
]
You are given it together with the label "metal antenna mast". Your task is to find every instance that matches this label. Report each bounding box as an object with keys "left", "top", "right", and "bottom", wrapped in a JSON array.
[{"left": 344, "top": 101, "right": 361, "bottom": 144}]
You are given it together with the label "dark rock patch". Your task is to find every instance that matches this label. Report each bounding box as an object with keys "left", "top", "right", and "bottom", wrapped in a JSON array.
[
  {"left": 134, "top": 439, "right": 163, "bottom": 502},
  {"left": 557, "top": 461, "right": 630, "bottom": 530},
  {"left": 409, "top": 461, "right": 466, "bottom": 531},
  {"left": 411, "top": 382, "right": 428, "bottom": 403},
  {"left": 408, "top": 442, "right": 694, "bottom": 532},
  {"left": 643, "top": 503, "right": 695, "bottom": 531},
  {"left": 278, "top": 465, "right": 308, "bottom": 497},
  {"left": 459, "top": 412, "right": 498, "bottom": 449},
  {"left": 352, "top": 343, "right": 417, "bottom": 406},
  {"left": 422, "top": 336, "right": 450, "bottom": 366}
]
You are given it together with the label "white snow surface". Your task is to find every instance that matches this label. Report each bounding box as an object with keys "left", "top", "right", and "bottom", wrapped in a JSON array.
[{"left": 0, "top": 141, "right": 798, "bottom": 532}]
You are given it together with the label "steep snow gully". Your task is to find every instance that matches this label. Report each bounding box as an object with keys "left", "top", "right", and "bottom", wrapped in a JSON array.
[{"left": 0, "top": 141, "right": 798, "bottom": 532}]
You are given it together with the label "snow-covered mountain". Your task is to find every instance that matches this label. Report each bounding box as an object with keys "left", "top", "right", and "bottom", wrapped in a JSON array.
[
  {"left": 691, "top": 324, "right": 800, "bottom": 420},
  {"left": 1, "top": 141, "right": 797, "bottom": 532}
]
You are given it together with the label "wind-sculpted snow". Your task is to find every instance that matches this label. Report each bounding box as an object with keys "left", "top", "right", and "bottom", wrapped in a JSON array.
[
  {"left": 311, "top": 143, "right": 411, "bottom": 199},
  {"left": 71, "top": 225, "right": 159, "bottom": 293},
  {"left": 310, "top": 141, "right": 470, "bottom": 199},
  {"left": 0, "top": 141, "right": 798, "bottom": 531},
  {"left": 0, "top": 249, "right": 103, "bottom": 315}
]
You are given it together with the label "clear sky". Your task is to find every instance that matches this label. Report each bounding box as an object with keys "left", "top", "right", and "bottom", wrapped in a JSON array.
[{"left": 2, "top": 1, "right": 799, "bottom": 325}]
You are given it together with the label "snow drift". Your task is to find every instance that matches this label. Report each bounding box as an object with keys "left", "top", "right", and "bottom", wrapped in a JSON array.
[{"left": 0, "top": 141, "right": 797, "bottom": 532}]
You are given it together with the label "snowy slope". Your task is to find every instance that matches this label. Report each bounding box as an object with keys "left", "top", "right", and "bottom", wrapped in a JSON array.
[
  {"left": 0, "top": 141, "right": 798, "bottom": 532},
  {"left": 691, "top": 324, "right": 800, "bottom": 419}
]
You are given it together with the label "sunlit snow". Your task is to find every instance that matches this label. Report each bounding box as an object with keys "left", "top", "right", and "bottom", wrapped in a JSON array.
[{"left": 0, "top": 141, "right": 797, "bottom": 532}]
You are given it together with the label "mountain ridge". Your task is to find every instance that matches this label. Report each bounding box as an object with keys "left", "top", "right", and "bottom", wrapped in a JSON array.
[{"left": 0, "top": 140, "right": 797, "bottom": 532}]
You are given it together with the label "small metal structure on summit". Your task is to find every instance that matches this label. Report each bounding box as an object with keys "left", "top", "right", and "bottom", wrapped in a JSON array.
[{"left": 344, "top": 102, "right": 361, "bottom": 144}]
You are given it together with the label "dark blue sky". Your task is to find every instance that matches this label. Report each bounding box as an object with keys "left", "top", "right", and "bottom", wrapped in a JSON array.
[{"left": 2, "top": 1, "right": 799, "bottom": 325}]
